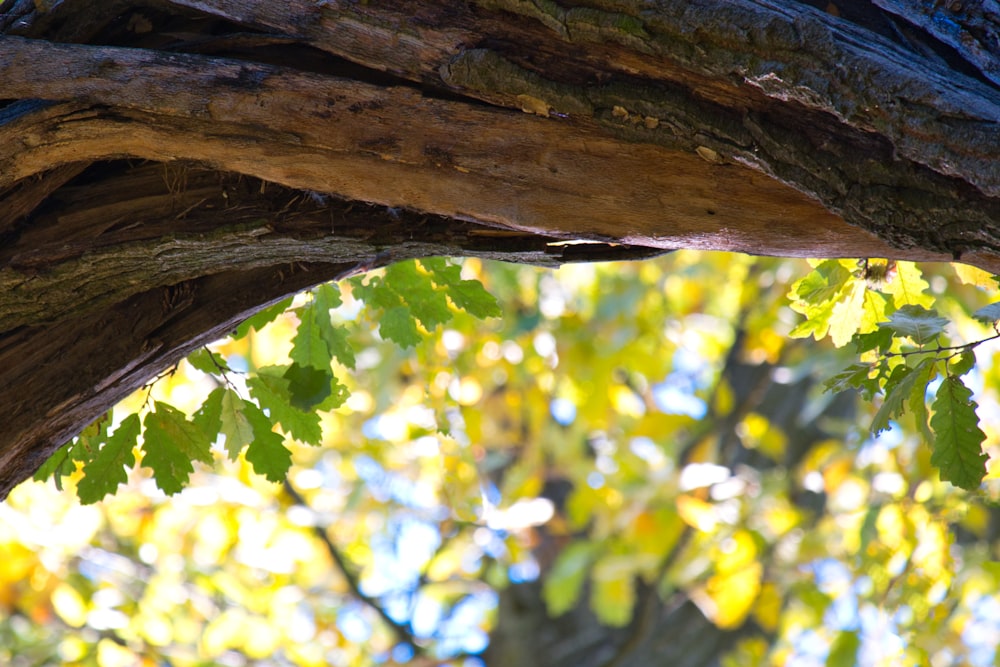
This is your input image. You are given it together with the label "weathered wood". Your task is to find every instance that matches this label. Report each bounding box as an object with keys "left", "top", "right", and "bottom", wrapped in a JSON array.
[
  {"left": 2, "top": 0, "right": 1000, "bottom": 498},
  {"left": 871, "top": 0, "right": 1000, "bottom": 87}
]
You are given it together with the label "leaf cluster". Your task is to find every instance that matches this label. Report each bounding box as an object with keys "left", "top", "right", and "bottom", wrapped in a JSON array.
[
  {"left": 790, "top": 260, "right": 1000, "bottom": 489},
  {"left": 35, "top": 259, "right": 500, "bottom": 503}
]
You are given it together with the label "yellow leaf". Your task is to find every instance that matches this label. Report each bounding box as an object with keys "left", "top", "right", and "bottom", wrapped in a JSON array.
[
  {"left": 135, "top": 611, "right": 173, "bottom": 647},
  {"left": 705, "top": 562, "right": 762, "bottom": 629},
  {"left": 57, "top": 636, "right": 88, "bottom": 662},
  {"left": 960, "top": 503, "right": 990, "bottom": 538},
  {"left": 739, "top": 413, "right": 786, "bottom": 460},
  {"left": 760, "top": 498, "right": 802, "bottom": 538},
  {"left": 591, "top": 571, "right": 635, "bottom": 627},
  {"left": 887, "top": 261, "right": 934, "bottom": 308},
  {"left": 609, "top": 385, "right": 645, "bottom": 418},
  {"left": 244, "top": 616, "right": 281, "bottom": 658},
  {"left": 822, "top": 457, "right": 854, "bottom": 493},
  {"left": 202, "top": 608, "right": 249, "bottom": 657},
  {"left": 875, "top": 504, "right": 907, "bottom": 547},
  {"left": 51, "top": 582, "right": 87, "bottom": 628},
  {"left": 627, "top": 508, "right": 684, "bottom": 559},
  {"left": 676, "top": 494, "right": 718, "bottom": 532},
  {"left": 97, "top": 639, "right": 139, "bottom": 667},
  {"left": 829, "top": 278, "right": 864, "bottom": 347},
  {"left": 751, "top": 582, "right": 782, "bottom": 633},
  {"left": 954, "top": 263, "right": 997, "bottom": 289},
  {"left": 714, "top": 529, "right": 758, "bottom": 573}
]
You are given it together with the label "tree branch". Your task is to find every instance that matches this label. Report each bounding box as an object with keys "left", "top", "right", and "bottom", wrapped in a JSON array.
[{"left": 282, "top": 479, "right": 423, "bottom": 654}]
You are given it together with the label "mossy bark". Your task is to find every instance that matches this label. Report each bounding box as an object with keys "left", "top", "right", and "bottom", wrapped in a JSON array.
[{"left": 1, "top": 0, "right": 999, "bottom": 495}]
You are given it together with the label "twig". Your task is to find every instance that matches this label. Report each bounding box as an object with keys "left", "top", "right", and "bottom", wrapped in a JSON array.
[
  {"left": 885, "top": 330, "right": 1000, "bottom": 359},
  {"left": 282, "top": 479, "right": 423, "bottom": 655}
]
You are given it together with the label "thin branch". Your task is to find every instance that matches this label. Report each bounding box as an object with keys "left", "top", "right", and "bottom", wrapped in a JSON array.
[
  {"left": 886, "top": 330, "right": 1000, "bottom": 359},
  {"left": 282, "top": 479, "right": 423, "bottom": 655}
]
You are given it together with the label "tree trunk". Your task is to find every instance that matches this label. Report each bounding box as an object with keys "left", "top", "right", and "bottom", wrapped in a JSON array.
[
  {"left": 1, "top": 0, "right": 998, "bottom": 496},
  {"left": 486, "top": 581, "right": 743, "bottom": 667}
]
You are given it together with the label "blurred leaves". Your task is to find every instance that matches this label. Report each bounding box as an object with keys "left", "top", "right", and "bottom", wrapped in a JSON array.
[{"left": 10, "top": 253, "right": 1000, "bottom": 667}]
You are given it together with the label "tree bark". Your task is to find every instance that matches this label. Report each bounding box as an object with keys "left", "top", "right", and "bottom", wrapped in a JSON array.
[
  {"left": 486, "top": 581, "right": 743, "bottom": 667},
  {"left": 3, "top": 1, "right": 999, "bottom": 664},
  {"left": 1, "top": 0, "right": 998, "bottom": 495}
]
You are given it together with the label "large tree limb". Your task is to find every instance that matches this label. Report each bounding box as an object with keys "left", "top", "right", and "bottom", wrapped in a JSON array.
[
  {"left": 0, "top": 35, "right": 993, "bottom": 271},
  {"left": 2, "top": 0, "right": 1000, "bottom": 497}
]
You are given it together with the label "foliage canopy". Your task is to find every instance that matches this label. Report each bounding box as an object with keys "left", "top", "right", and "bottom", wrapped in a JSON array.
[{"left": 6, "top": 252, "right": 1000, "bottom": 666}]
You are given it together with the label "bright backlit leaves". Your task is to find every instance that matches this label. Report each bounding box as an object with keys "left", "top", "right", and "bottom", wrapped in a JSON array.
[
  {"left": 793, "top": 261, "right": 999, "bottom": 489},
  {"left": 351, "top": 258, "right": 501, "bottom": 348},
  {"left": 76, "top": 413, "right": 140, "bottom": 503},
  {"left": 142, "top": 402, "right": 213, "bottom": 495},
  {"left": 37, "top": 259, "right": 499, "bottom": 504},
  {"left": 16, "top": 252, "right": 1000, "bottom": 667}
]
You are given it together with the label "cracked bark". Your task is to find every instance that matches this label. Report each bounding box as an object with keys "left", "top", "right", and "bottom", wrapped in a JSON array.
[
  {"left": 1, "top": 0, "right": 997, "bottom": 505},
  {"left": 3, "top": 0, "right": 999, "bottom": 664}
]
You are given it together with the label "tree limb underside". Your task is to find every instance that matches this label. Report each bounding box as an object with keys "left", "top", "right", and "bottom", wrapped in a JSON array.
[{"left": 1, "top": 0, "right": 999, "bottom": 497}]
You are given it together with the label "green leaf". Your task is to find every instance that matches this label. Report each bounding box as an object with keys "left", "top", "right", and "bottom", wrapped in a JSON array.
[
  {"left": 192, "top": 387, "right": 225, "bottom": 438},
  {"left": 788, "top": 260, "right": 852, "bottom": 311},
  {"left": 313, "top": 282, "right": 342, "bottom": 310},
  {"left": 74, "top": 413, "right": 111, "bottom": 461},
  {"left": 871, "top": 359, "right": 934, "bottom": 435},
  {"left": 186, "top": 348, "right": 229, "bottom": 375},
  {"left": 283, "top": 362, "right": 334, "bottom": 412},
  {"left": 291, "top": 302, "right": 333, "bottom": 370},
  {"left": 591, "top": 555, "right": 637, "bottom": 627},
  {"left": 243, "top": 402, "right": 293, "bottom": 482},
  {"left": 248, "top": 368, "right": 323, "bottom": 444},
  {"left": 323, "top": 324, "right": 356, "bottom": 369},
  {"left": 219, "top": 390, "right": 255, "bottom": 459},
  {"left": 950, "top": 350, "right": 976, "bottom": 377},
  {"left": 417, "top": 256, "right": 449, "bottom": 273},
  {"left": 972, "top": 302, "right": 1000, "bottom": 324},
  {"left": 379, "top": 305, "right": 422, "bottom": 348},
  {"left": 422, "top": 259, "right": 502, "bottom": 318},
  {"left": 33, "top": 441, "right": 75, "bottom": 488},
  {"left": 787, "top": 261, "right": 854, "bottom": 341},
  {"left": 852, "top": 328, "right": 893, "bottom": 355},
  {"left": 316, "top": 373, "right": 351, "bottom": 411},
  {"left": 312, "top": 284, "right": 355, "bottom": 369},
  {"left": 77, "top": 414, "right": 141, "bottom": 504},
  {"left": 788, "top": 297, "right": 836, "bottom": 340},
  {"left": 859, "top": 505, "right": 880, "bottom": 553},
  {"left": 234, "top": 296, "right": 294, "bottom": 338},
  {"left": 824, "top": 363, "right": 877, "bottom": 399},
  {"left": 35, "top": 412, "right": 110, "bottom": 487},
  {"left": 859, "top": 289, "right": 888, "bottom": 334},
  {"left": 878, "top": 305, "right": 949, "bottom": 345},
  {"left": 142, "top": 402, "right": 213, "bottom": 495},
  {"left": 929, "top": 376, "right": 988, "bottom": 490},
  {"left": 543, "top": 541, "right": 600, "bottom": 617},
  {"left": 447, "top": 278, "right": 503, "bottom": 318},
  {"left": 909, "top": 360, "right": 936, "bottom": 442},
  {"left": 352, "top": 274, "right": 399, "bottom": 310},
  {"left": 884, "top": 261, "right": 933, "bottom": 309},
  {"left": 826, "top": 630, "right": 860, "bottom": 667},
  {"left": 385, "top": 261, "right": 452, "bottom": 329}
]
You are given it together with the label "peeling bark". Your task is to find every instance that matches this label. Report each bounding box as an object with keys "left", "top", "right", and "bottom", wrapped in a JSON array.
[
  {"left": 3, "top": 1, "right": 1000, "bottom": 664},
  {"left": 1, "top": 0, "right": 999, "bottom": 496}
]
